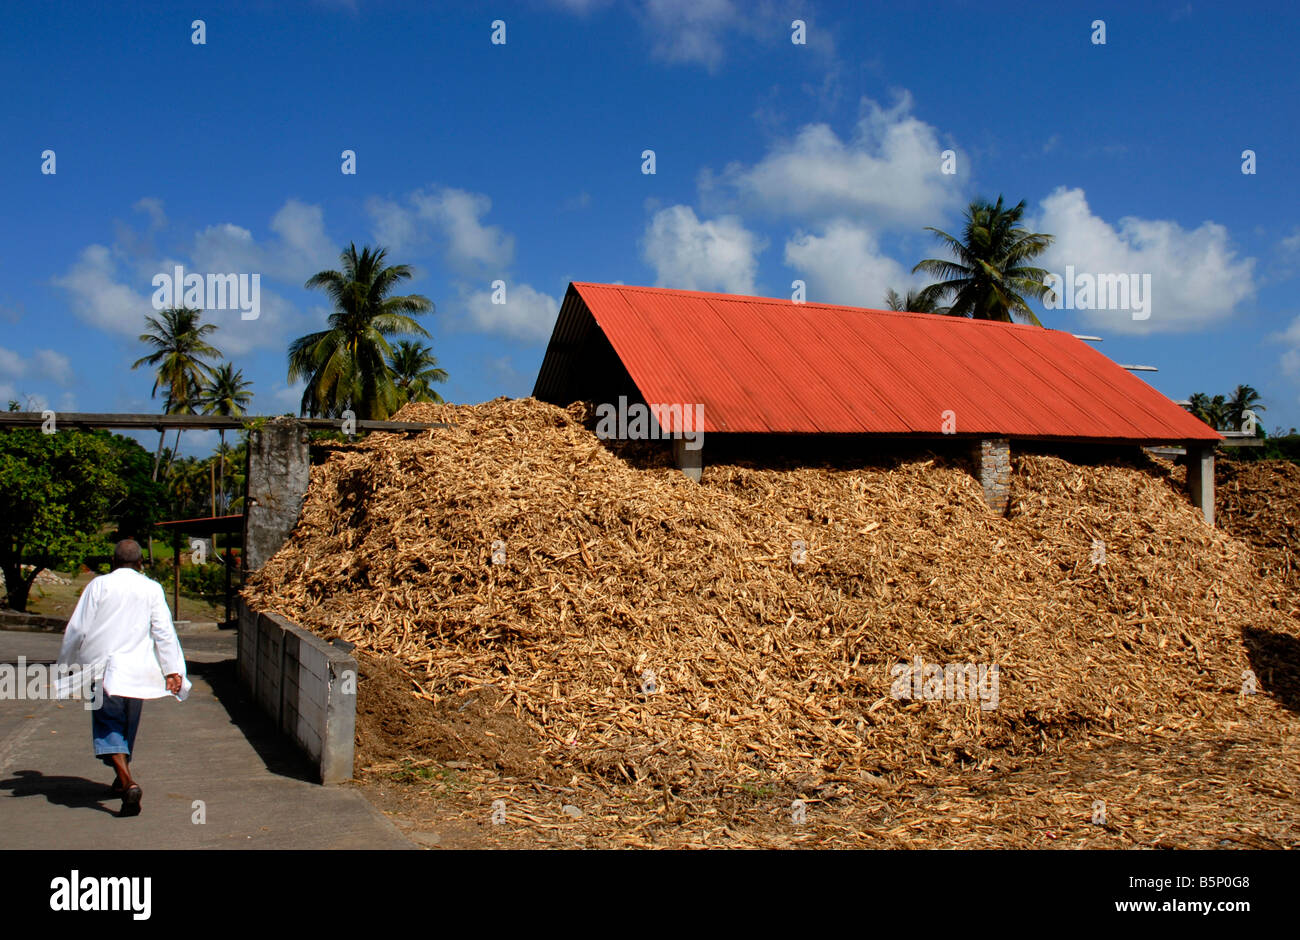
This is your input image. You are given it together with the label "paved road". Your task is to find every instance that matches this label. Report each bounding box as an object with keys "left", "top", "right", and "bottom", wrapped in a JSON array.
[{"left": 0, "top": 629, "right": 414, "bottom": 849}]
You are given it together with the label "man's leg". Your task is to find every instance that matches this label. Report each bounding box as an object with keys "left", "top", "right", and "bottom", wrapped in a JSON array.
[
  {"left": 107, "top": 753, "right": 135, "bottom": 790},
  {"left": 115, "top": 698, "right": 144, "bottom": 789},
  {"left": 92, "top": 691, "right": 144, "bottom": 809}
]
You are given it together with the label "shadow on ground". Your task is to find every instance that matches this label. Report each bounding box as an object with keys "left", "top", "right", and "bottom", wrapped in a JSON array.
[
  {"left": 187, "top": 658, "right": 320, "bottom": 783},
  {"left": 0, "top": 769, "right": 119, "bottom": 817}
]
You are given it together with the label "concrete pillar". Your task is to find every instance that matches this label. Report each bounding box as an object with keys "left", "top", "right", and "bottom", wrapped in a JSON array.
[
  {"left": 1186, "top": 443, "right": 1215, "bottom": 526},
  {"left": 673, "top": 436, "right": 703, "bottom": 483},
  {"left": 973, "top": 438, "right": 1012, "bottom": 515},
  {"left": 243, "top": 418, "right": 311, "bottom": 571}
]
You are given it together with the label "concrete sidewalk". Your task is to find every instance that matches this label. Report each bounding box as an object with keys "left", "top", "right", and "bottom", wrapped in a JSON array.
[{"left": 0, "top": 630, "right": 414, "bottom": 849}]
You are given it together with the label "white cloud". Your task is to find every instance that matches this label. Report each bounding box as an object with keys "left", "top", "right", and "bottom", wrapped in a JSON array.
[
  {"left": 133, "top": 197, "right": 167, "bottom": 230},
  {"left": 549, "top": 0, "right": 831, "bottom": 69},
  {"left": 784, "top": 221, "right": 911, "bottom": 307},
  {"left": 701, "top": 93, "right": 964, "bottom": 230},
  {"left": 367, "top": 197, "right": 420, "bottom": 255},
  {"left": 0, "top": 299, "right": 24, "bottom": 324},
  {"left": 1034, "top": 187, "right": 1257, "bottom": 333},
  {"left": 212, "top": 289, "right": 309, "bottom": 357},
  {"left": 366, "top": 186, "right": 514, "bottom": 273},
  {"left": 51, "top": 245, "right": 152, "bottom": 335},
  {"left": 1283, "top": 229, "right": 1300, "bottom": 254},
  {"left": 268, "top": 381, "right": 307, "bottom": 416},
  {"left": 640, "top": 0, "right": 738, "bottom": 70},
  {"left": 642, "top": 205, "right": 764, "bottom": 294},
  {"left": 269, "top": 200, "right": 338, "bottom": 276},
  {"left": 192, "top": 224, "right": 260, "bottom": 275},
  {"left": 192, "top": 199, "right": 336, "bottom": 282},
  {"left": 463, "top": 283, "right": 560, "bottom": 342},
  {"left": 55, "top": 199, "right": 330, "bottom": 354},
  {"left": 158, "top": 239, "right": 312, "bottom": 357},
  {"left": 547, "top": 0, "right": 611, "bottom": 11},
  {"left": 0, "top": 345, "right": 74, "bottom": 390},
  {"left": 33, "top": 349, "right": 74, "bottom": 385},
  {"left": 0, "top": 347, "right": 25, "bottom": 377},
  {"left": 1278, "top": 316, "right": 1300, "bottom": 378}
]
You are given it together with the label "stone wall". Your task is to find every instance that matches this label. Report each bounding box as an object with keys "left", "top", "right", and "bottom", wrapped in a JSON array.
[{"left": 975, "top": 438, "right": 1012, "bottom": 515}]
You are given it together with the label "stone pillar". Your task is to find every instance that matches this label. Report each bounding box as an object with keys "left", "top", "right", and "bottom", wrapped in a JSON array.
[
  {"left": 1186, "top": 443, "right": 1215, "bottom": 526},
  {"left": 673, "top": 436, "right": 703, "bottom": 483},
  {"left": 243, "top": 418, "right": 311, "bottom": 571},
  {"left": 974, "top": 438, "right": 1012, "bottom": 515}
]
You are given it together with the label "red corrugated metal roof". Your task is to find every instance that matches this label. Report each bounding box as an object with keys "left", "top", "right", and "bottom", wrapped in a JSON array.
[{"left": 554, "top": 282, "right": 1220, "bottom": 442}]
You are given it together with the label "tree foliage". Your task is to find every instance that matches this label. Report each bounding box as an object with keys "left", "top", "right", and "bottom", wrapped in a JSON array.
[
  {"left": 1186, "top": 386, "right": 1265, "bottom": 433},
  {"left": 0, "top": 425, "right": 128, "bottom": 611},
  {"left": 289, "top": 244, "right": 434, "bottom": 420},
  {"left": 389, "top": 340, "right": 449, "bottom": 405},
  {"left": 883, "top": 288, "right": 949, "bottom": 315},
  {"left": 913, "top": 196, "right": 1055, "bottom": 324}
]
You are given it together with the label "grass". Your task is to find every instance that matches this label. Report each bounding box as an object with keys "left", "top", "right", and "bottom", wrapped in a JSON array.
[
  {"left": 389, "top": 760, "right": 464, "bottom": 791},
  {"left": 22, "top": 568, "right": 228, "bottom": 622}
]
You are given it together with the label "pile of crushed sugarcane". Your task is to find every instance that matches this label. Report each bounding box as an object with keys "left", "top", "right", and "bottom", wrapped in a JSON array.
[
  {"left": 245, "top": 398, "right": 1300, "bottom": 809},
  {"left": 1217, "top": 458, "right": 1300, "bottom": 592}
]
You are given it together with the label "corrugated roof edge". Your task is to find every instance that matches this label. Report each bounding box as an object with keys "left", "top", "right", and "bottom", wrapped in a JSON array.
[{"left": 572, "top": 282, "right": 1060, "bottom": 334}]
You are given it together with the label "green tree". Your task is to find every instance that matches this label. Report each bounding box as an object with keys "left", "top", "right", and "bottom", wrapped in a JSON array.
[
  {"left": 883, "top": 288, "right": 949, "bottom": 315},
  {"left": 1208, "top": 394, "right": 1229, "bottom": 431},
  {"left": 1185, "top": 392, "right": 1214, "bottom": 426},
  {"left": 165, "top": 456, "right": 210, "bottom": 520},
  {"left": 220, "top": 435, "right": 250, "bottom": 513},
  {"left": 203, "top": 362, "right": 253, "bottom": 512},
  {"left": 0, "top": 426, "right": 127, "bottom": 611},
  {"left": 289, "top": 244, "right": 434, "bottom": 420},
  {"left": 389, "top": 340, "right": 449, "bottom": 405},
  {"left": 1227, "top": 384, "right": 1265, "bottom": 432},
  {"left": 913, "top": 196, "right": 1055, "bottom": 325},
  {"left": 103, "top": 432, "right": 167, "bottom": 542},
  {"left": 131, "top": 307, "right": 220, "bottom": 479}
]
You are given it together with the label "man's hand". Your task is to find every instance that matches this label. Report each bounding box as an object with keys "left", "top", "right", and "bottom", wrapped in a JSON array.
[{"left": 165, "top": 673, "right": 182, "bottom": 695}]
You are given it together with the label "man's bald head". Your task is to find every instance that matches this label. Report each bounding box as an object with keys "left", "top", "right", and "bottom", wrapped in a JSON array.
[{"left": 112, "top": 539, "right": 143, "bottom": 570}]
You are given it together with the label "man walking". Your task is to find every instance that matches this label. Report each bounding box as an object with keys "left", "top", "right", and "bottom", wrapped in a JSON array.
[{"left": 57, "top": 539, "right": 190, "bottom": 817}]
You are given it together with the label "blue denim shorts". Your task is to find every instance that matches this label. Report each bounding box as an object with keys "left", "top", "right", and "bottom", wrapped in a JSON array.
[{"left": 91, "top": 688, "right": 143, "bottom": 764}]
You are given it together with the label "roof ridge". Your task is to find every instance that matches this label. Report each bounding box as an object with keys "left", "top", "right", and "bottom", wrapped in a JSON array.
[{"left": 570, "top": 282, "right": 1056, "bottom": 333}]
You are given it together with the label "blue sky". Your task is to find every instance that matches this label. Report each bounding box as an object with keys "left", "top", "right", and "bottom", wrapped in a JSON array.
[{"left": 2, "top": 0, "right": 1298, "bottom": 456}]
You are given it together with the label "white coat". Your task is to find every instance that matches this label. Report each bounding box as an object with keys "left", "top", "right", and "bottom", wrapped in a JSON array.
[{"left": 56, "top": 567, "right": 191, "bottom": 702}]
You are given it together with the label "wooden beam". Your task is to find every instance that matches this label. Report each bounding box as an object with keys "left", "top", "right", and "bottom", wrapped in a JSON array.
[{"left": 0, "top": 412, "right": 449, "bottom": 432}]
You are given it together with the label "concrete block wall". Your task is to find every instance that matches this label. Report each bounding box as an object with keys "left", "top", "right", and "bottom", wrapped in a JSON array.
[
  {"left": 975, "top": 438, "right": 1012, "bottom": 515},
  {"left": 237, "top": 600, "right": 356, "bottom": 783}
]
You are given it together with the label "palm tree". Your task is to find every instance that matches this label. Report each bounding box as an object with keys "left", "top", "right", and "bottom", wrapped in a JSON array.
[
  {"left": 1186, "top": 392, "right": 1214, "bottom": 427},
  {"left": 223, "top": 436, "right": 250, "bottom": 513},
  {"left": 203, "top": 363, "right": 253, "bottom": 513},
  {"left": 132, "top": 307, "right": 220, "bottom": 480},
  {"left": 389, "top": 340, "right": 449, "bottom": 405},
  {"left": 883, "top": 288, "right": 949, "bottom": 315},
  {"left": 913, "top": 196, "right": 1055, "bottom": 325},
  {"left": 1202, "top": 395, "right": 1230, "bottom": 431},
  {"left": 1227, "top": 384, "right": 1265, "bottom": 432},
  {"left": 166, "top": 456, "right": 209, "bottom": 521},
  {"left": 289, "top": 244, "right": 434, "bottom": 420}
]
